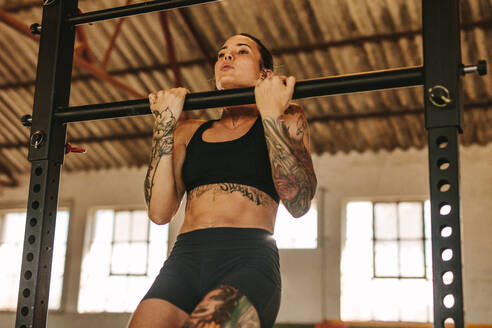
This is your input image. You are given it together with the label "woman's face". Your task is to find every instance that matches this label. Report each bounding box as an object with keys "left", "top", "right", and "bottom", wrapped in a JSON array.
[{"left": 215, "top": 35, "right": 263, "bottom": 90}]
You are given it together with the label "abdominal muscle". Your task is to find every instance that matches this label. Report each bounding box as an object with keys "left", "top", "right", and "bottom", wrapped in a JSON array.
[{"left": 178, "top": 183, "right": 279, "bottom": 234}]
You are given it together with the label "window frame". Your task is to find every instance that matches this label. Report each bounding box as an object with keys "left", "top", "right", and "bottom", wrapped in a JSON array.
[
  {"left": 371, "top": 200, "right": 428, "bottom": 280},
  {"left": 78, "top": 205, "right": 169, "bottom": 313},
  {"left": 0, "top": 202, "right": 72, "bottom": 313},
  {"left": 341, "top": 197, "right": 433, "bottom": 323},
  {"left": 108, "top": 209, "right": 152, "bottom": 277}
]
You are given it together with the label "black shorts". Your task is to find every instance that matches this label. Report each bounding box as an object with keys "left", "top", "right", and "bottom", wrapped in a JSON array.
[{"left": 142, "top": 227, "right": 282, "bottom": 328}]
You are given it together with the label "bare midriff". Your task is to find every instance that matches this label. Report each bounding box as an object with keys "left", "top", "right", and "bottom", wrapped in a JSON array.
[{"left": 178, "top": 185, "right": 278, "bottom": 234}]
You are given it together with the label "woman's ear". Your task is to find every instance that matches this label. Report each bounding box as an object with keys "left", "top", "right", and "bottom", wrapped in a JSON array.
[{"left": 260, "top": 69, "right": 273, "bottom": 79}]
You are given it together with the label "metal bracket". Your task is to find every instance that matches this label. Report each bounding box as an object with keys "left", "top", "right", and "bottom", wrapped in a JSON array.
[
  {"left": 30, "top": 130, "right": 46, "bottom": 149},
  {"left": 428, "top": 85, "right": 452, "bottom": 108}
]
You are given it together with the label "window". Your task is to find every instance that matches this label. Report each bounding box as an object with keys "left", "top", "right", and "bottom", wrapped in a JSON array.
[
  {"left": 0, "top": 209, "right": 69, "bottom": 311},
  {"left": 273, "top": 201, "right": 317, "bottom": 249},
  {"left": 341, "top": 201, "right": 432, "bottom": 322},
  {"left": 78, "top": 209, "right": 168, "bottom": 312},
  {"left": 373, "top": 202, "right": 427, "bottom": 279}
]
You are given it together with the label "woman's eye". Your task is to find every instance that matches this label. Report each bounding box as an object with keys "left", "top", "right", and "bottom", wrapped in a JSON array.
[
  {"left": 218, "top": 53, "right": 225, "bottom": 58},
  {"left": 238, "top": 49, "right": 248, "bottom": 54}
]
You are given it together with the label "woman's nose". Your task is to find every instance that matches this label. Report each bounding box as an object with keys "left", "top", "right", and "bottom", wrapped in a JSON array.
[{"left": 224, "top": 53, "right": 233, "bottom": 61}]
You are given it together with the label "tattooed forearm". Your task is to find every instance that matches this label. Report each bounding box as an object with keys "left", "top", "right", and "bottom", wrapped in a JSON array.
[
  {"left": 262, "top": 111, "right": 317, "bottom": 217},
  {"left": 144, "top": 108, "right": 177, "bottom": 206},
  {"left": 186, "top": 183, "right": 272, "bottom": 207}
]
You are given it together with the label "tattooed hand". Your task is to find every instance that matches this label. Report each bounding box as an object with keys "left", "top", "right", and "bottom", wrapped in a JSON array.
[
  {"left": 144, "top": 88, "right": 189, "bottom": 207},
  {"left": 254, "top": 75, "right": 296, "bottom": 118},
  {"left": 148, "top": 87, "right": 189, "bottom": 124}
]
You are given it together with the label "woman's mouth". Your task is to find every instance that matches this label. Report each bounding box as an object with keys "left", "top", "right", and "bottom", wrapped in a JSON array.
[{"left": 221, "top": 64, "right": 233, "bottom": 71}]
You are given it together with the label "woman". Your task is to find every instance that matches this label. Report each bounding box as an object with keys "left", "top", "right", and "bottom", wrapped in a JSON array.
[{"left": 128, "top": 33, "right": 317, "bottom": 328}]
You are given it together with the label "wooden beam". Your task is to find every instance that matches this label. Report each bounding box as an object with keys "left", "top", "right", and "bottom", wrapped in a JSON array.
[
  {"left": 178, "top": 8, "right": 215, "bottom": 70},
  {"left": 159, "top": 11, "right": 183, "bottom": 87},
  {"left": 1, "top": 15, "right": 490, "bottom": 90},
  {"left": 0, "top": 8, "right": 144, "bottom": 98},
  {"left": 101, "top": 0, "right": 132, "bottom": 70}
]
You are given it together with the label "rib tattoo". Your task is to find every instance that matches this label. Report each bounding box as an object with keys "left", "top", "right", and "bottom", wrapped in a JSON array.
[
  {"left": 261, "top": 108, "right": 317, "bottom": 217},
  {"left": 186, "top": 183, "right": 273, "bottom": 207},
  {"left": 144, "top": 108, "right": 177, "bottom": 206}
]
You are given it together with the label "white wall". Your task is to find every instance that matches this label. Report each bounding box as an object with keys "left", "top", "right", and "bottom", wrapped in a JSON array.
[{"left": 0, "top": 144, "right": 491, "bottom": 326}]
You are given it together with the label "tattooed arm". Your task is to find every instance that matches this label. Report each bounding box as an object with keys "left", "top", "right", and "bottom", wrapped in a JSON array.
[
  {"left": 262, "top": 104, "right": 317, "bottom": 217},
  {"left": 144, "top": 88, "right": 189, "bottom": 224},
  {"left": 255, "top": 75, "right": 317, "bottom": 218}
]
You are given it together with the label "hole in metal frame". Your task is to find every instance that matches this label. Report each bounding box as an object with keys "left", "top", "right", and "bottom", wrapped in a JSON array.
[
  {"left": 443, "top": 294, "right": 455, "bottom": 309},
  {"left": 441, "top": 226, "right": 452, "bottom": 237},
  {"left": 31, "top": 201, "right": 39, "bottom": 209},
  {"left": 437, "top": 158, "right": 451, "bottom": 170},
  {"left": 440, "top": 203, "right": 452, "bottom": 215},
  {"left": 438, "top": 180, "right": 451, "bottom": 192},
  {"left": 35, "top": 167, "right": 43, "bottom": 176},
  {"left": 444, "top": 317, "right": 455, "bottom": 327},
  {"left": 442, "top": 271, "right": 454, "bottom": 285},
  {"left": 442, "top": 248, "right": 453, "bottom": 261},
  {"left": 436, "top": 136, "right": 449, "bottom": 149}
]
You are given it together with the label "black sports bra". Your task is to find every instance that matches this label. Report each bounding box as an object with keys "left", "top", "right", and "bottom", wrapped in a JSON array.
[{"left": 181, "top": 116, "right": 280, "bottom": 203}]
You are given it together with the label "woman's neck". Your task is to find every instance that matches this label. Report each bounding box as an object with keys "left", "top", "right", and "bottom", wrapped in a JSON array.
[{"left": 221, "top": 105, "right": 259, "bottom": 128}]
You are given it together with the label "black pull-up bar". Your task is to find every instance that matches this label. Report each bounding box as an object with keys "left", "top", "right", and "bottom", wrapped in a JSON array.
[
  {"left": 67, "top": 0, "right": 219, "bottom": 25},
  {"left": 56, "top": 66, "right": 423, "bottom": 123}
]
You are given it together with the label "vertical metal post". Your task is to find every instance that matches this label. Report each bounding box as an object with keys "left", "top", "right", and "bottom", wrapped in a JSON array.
[
  {"left": 15, "top": 1, "right": 77, "bottom": 327},
  {"left": 423, "top": 1, "right": 465, "bottom": 328}
]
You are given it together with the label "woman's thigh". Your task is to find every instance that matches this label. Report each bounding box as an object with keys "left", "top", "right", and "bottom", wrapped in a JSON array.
[
  {"left": 127, "top": 298, "right": 190, "bottom": 328},
  {"left": 186, "top": 285, "right": 260, "bottom": 328}
]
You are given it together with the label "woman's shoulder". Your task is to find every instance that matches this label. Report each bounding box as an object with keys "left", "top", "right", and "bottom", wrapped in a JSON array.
[{"left": 175, "top": 118, "right": 208, "bottom": 146}]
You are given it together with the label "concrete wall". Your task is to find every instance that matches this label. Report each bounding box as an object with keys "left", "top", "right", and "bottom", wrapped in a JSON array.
[{"left": 1, "top": 144, "right": 491, "bottom": 326}]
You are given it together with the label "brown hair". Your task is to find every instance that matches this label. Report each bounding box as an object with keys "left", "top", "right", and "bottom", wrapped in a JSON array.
[{"left": 239, "top": 33, "right": 274, "bottom": 71}]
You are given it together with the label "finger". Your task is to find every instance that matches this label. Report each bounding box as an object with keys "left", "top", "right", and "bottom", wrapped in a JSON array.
[
  {"left": 178, "top": 87, "right": 191, "bottom": 96},
  {"left": 285, "top": 76, "right": 296, "bottom": 98},
  {"left": 148, "top": 93, "right": 156, "bottom": 103},
  {"left": 156, "top": 90, "right": 165, "bottom": 99},
  {"left": 286, "top": 76, "right": 296, "bottom": 91}
]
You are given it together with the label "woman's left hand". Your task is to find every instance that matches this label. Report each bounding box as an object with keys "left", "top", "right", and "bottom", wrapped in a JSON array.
[{"left": 255, "top": 75, "right": 296, "bottom": 118}]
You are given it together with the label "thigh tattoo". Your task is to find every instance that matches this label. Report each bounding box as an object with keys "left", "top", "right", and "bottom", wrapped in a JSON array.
[{"left": 183, "top": 285, "right": 260, "bottom": 328}]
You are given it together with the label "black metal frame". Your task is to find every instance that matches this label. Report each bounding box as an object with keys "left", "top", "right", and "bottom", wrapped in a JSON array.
[
  {"left": 423, "top": 1, "right": 465, "bottom": 327},
  {"left": 15, "top": 1, "right": 77, "bottom": 327},
  {"left": 16, "top": 0, "right": 470, "bottom": 327}
]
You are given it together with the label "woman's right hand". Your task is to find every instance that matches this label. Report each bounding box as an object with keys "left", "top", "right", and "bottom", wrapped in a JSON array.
[{"left": 148, "top": 87, "right": 190, "bottom": 124}]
